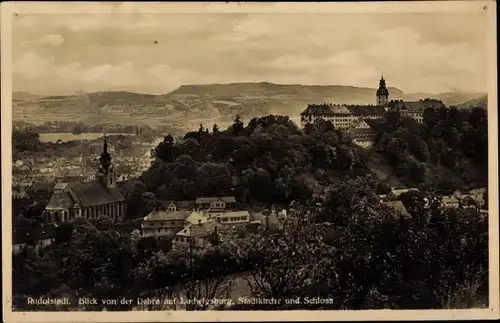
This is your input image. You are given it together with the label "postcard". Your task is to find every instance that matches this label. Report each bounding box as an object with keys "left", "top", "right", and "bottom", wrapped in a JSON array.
[{"left": 1, "top": 1, "right": 498, "bottom": 322}]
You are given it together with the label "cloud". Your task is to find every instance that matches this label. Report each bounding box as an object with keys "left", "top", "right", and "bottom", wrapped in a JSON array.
[
  {"left": 12, "top": 52, "right": 207, "bottom": 94},
  {"left": 13, "top": 52, "right": 55, "bottom": 79},
  {"left": 39, "top": 34, "right": 64, "bottom": 47},
  {"left": 12, "top": 13, "right": 488, "bottom": 94}
]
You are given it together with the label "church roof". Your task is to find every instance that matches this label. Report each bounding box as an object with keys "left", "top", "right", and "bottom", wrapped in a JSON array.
[
  {"left": 69, "top": 182, "right": 125, "bottom": 208},
  {"left": 46, "top": 181, "right": 125, "bottom": 210},
  {"left": 117, "top": 179, "right": 137, "bottom": 198},
  {"left": 46, "top": 191, "right": 74, "bottom": 209}
]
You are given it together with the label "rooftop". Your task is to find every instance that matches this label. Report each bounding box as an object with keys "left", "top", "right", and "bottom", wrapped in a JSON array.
[
  {"left": 185, "top": 211, "right": 211, "bottom": 225},
  {"left": 383, "top": 200, "right": 411, "bottom": 219},
  {"left": 195, "top": 196, "right": 236, "bottom": 204},
  {"left": 144, "top": 210, "right": 190, "bottom": 221},
  {"left": 46, "top": 180, "right": 125, "bottom": 209},
  {"left": 389, "top": 99, "right": 446, "bottom": 112},
  {"left": 176, "top": 220, "right": 220, "bottom": 237}
]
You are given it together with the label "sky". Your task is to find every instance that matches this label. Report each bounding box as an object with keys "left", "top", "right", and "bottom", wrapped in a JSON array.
[{"left": 12, "top": 11, "right": 489, "bottom": 95}]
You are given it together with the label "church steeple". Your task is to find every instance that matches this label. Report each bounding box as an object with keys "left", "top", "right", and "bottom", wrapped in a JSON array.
[
  {"left": 376, "top": 75, "right": 389, "bottom": 106},
  {"left": 97, "top": 134, "right": 116, "bottom": 188}
]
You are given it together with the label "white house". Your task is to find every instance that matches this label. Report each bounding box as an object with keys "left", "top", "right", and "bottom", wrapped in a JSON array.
[
  {"left": 214, "top": 210, "right": 251, "bottom": 225},
  {"left": 172, "top": 220, "right": 221, "bottom": 252},
  {"left": 440, "top": 195, "right": 460, "bottom": 209},
  {"left": 141, "top": 210, "right": 190, "bottom": 237}
]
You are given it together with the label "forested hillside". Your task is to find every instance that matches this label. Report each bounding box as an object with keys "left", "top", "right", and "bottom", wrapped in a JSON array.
[{"left": 127, "top": 106, "right": 488, "bottom": 217}]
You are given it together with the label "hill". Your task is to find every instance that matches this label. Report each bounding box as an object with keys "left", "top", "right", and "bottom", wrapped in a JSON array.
[
  {"left": 12, "top": 91, "right": 189, "bottom": 127},
  {"left": 12, "top": 83, "right": 487, "bottom": 130},
  {"left": 402, "top": 91, "right": 487, "bottom": 107},
  {"left": 12, "top": 91, "right": 44, "bottom": 102},
  {"left": 454, "top": 95, "right": 488, "bottom": 110}
]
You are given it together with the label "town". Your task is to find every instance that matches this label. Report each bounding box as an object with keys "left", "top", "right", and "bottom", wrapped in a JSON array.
[{"left": 12, "top": 77, "right": 488, "bottom": 266}]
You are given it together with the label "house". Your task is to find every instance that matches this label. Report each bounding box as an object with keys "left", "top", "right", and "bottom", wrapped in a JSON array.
[
  {"left": 12, "top": 224, "right": 57, "bottom": 255},
  {"left": 141, "top": 210, "right": 190, "bottom": 237},
  {"left": 195, "top": 196, "right": 237, "bottom": 210},
  {"left": 172, "top": 220, "right": 221, "bottom": 251},
  {"left": 468, "top": 188, "right": 486, "bottom": 208},
  {"left": 214, "top": 210, "right": 251, "bottom": 225},
  {"left": 12, "top": 227, "right": 31, "bottom": 255},
  {"left": 349, "top": 119, "right": 379, "bottom": 148},
  {"left": 44, "top": 136, "right": 127, "bottom": 224},
  {"left": 459, "top": 195, "right": 479, "bottom": 210},
  {"left": 383, "top": 201, "right": 412, "bottom": 219},
  {"left": 440, "top": 195, "right": 460, "bottom": 208},
  {"left": 161, "top": 200, "right": 196, "bottom": 212},
  {"left": 387, "top": 188, "right": 419, "bottom": 201}
]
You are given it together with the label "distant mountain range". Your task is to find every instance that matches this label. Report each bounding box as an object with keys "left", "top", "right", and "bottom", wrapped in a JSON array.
[
  {"left": 12, "top": 82, "right": 487, "bottom": 127},
  {"left": 454, "top": 95, "right": 488, "bottom": 110}
]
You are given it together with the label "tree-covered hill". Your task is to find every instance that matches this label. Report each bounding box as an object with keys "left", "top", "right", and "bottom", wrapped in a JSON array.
[{"left": 131, "top": 106, "right": 488, "bottom": 218}]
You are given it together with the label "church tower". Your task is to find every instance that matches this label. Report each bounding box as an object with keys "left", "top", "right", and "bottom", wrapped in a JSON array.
[
  {"left": 376, "top": 75, "right": 389, "bottom": 106},
  {"left": 97, "top": 134, "right": 116, "bottom": 188}
]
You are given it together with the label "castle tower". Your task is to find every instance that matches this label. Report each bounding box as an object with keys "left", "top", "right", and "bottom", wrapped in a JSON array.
[
  {"left": 97, "top": 134, "right": 116, "bottom": 188},
  {"left": 376, "top": 75, "right": 389, "bottom": 106}
]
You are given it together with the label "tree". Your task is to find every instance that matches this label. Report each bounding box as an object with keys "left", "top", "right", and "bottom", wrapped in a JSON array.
[
  {"left": 232, "top": 114, "right": 244, "bottom": 135},
  {"left": 482, "top": 190, "right": 488, "bottom": 210},
  {"left": 212, "top": 124, "right": 219, "bottom": 133},
  {"left": 234, "top": 213, "right": 334, "bottom": 308}
]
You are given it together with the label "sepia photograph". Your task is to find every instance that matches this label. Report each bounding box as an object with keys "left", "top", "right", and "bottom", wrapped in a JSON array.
[{"left": 1, "top": 1, "right": 498, "bottom": 322}]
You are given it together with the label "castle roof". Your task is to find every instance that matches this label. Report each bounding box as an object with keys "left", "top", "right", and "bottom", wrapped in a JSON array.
[
  {"left": 347, "top": 105, "right": 386, "bottom": 116},
  {"left": 389, "top": 99, "right": 446, "bottom": 112},
  {"left": 301, "top": 104, "right": 386, "bottom": 117},
  {"left": 300, "top": 104, "right": 337, "bottom": 116}
]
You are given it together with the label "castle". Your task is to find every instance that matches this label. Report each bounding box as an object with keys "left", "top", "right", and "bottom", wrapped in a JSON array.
[{"left": 300, "top": 76, "right": 446, "bottom": 128}]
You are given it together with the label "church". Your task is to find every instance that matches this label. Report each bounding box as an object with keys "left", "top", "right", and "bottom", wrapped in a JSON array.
[
  {"left": 300, "top": 76, "right": 446, "bottom": 128},
  {"left": 44, "top": 136, "right": 127, "bottom": 224}
]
